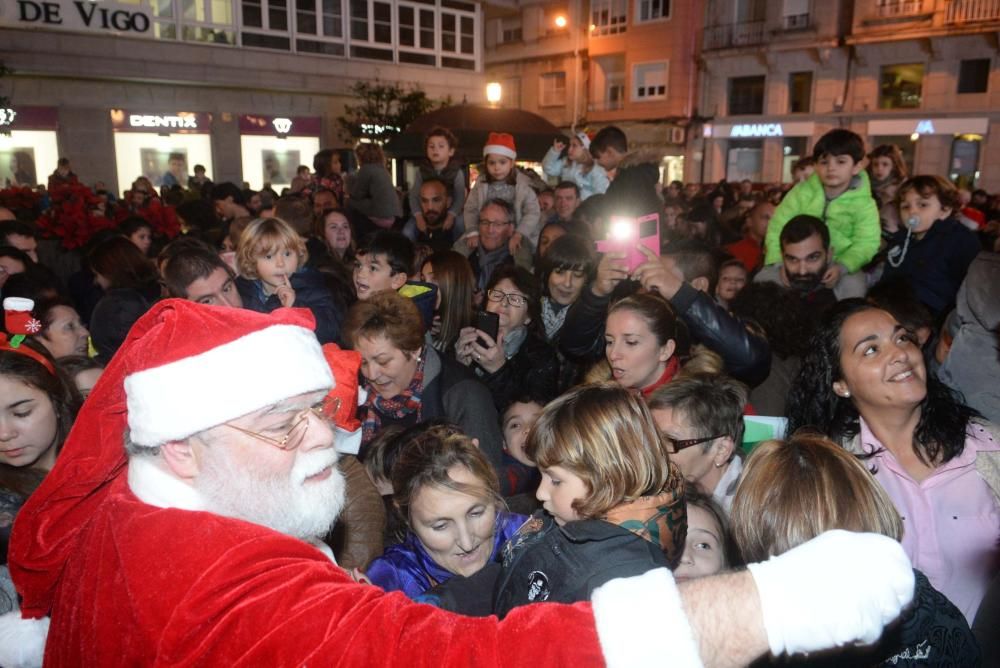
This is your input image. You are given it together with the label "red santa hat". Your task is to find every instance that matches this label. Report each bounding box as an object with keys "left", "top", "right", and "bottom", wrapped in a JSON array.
[
  {"left": 483, "top": 132, "right": 517, "bottom": 160},
  {"left": 8, "top": 299, "right": 353, "bottom": 620}
]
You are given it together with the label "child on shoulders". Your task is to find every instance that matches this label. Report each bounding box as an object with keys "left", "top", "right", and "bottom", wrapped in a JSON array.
[
  {"left": 542, "top": 131, "right": 609, "bottom": 200},
  {"left": 404, "top": 126, "right": 467, "bottom": 244}
]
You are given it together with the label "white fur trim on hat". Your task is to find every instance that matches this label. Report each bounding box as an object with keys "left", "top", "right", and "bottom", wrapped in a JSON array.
[
  {"left": 483, "top": 144, "right": 516, "bottom": 161},
  {"left": 0, "top": 610, "right": 49, "bottom": 668},
  {"left": 592, "top": 568, "right": 703, "bottom": 668},
  {"left": 125, "top": 324, "right": 333, "bottom": 446},
  {"left": 575, "top": 132, "right": 591, "bottom": 150}
]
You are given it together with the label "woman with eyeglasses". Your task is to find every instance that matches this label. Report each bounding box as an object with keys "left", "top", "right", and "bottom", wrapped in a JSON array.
[
  {"left": 454, "top": 265, "right": 559, "bottom": 412},
  {"left": 345, "top": 290, "right": 504, "bottom": 471}
]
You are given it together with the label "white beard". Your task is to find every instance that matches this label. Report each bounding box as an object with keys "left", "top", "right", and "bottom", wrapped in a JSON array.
[{"left": 194, "top": 445, "right": 346, "bottom": 541}]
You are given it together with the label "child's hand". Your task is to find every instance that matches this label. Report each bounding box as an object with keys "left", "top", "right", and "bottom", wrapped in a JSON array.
[
  {"left": 443, "top": 212, "right": 455, "bottom": 231},
  {"left": 822, "top": 263, "right": 844, "bottom": 288},
  {"left": 552, "top": 139, "right": 566, "bottom": 153},
  {"left": 508, "top": 232, "right": 523, "bottom": 254},
  {"left": 276, "top": 276, "right": 296, "bottom": 308},
  {"left": 465, "top": 234, "right": 480, "bottom": 250},
  {"left": 415, "top": 213, "right": 427, "bottom": 233}
]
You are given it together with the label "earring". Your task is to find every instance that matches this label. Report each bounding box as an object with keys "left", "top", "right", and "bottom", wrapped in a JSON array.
[
  {"left": 842, "top": 390, "right": 851, "bottom": 398},
  {"left": 714, "top": 461, "right": 725, "bottom": 468}
]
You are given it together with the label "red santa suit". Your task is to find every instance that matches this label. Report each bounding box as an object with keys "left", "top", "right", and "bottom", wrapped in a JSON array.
[{"left": 4, "top": 300, "right": 701, "bottom": 668}]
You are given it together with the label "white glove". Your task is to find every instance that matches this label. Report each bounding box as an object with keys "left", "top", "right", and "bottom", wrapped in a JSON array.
[{"left": 747, "top": 530, "right": 915, "bottom": 657}]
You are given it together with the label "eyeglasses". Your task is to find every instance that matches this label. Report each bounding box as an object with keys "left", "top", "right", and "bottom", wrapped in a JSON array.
[
  {"left": 479, "top": 218, "right": 512, "bottom": 229},
  {"left": 486, "top": 289, "right": 528, "bottom": 308},
  {"left": 662, "top": 433, "right": 726, "bottom": 454},
  {"left": 223, "top": 396, "right": 341, "bottom": 451}
]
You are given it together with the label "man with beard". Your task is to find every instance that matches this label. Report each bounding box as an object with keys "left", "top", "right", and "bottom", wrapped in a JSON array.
[
  {"left": 3, "top": 301, "right": 916, "bottom": 667},
  {"left": 413, "top": 177, "right": 458, "bottom": 252},
  {"left": 755, "top": 215, "right": 866, "bottom": 302}
]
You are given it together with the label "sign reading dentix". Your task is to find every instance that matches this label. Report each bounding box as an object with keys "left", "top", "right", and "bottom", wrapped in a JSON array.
[
  {"left": 0, "top": 0, "right": 154, "bottom": 36},
  {"left": 110, "top": 110, "right": 212, "bottom": 134}
]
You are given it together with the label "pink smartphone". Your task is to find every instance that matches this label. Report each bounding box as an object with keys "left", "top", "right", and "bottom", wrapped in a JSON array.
[{"left": 594, "top": 212, "right": 661, "bottom": 273}]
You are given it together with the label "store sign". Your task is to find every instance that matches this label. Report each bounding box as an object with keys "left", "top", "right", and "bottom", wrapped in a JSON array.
[
  {"left": 731, "top": 123, "right": 784, "bottom": 138},
  {"left": 238, "top": 114, "right": 322, "bottom": 137},
  {"left": 110, "top": 109, "right": 211, "bottom": 133},
  {"left": 0, "top": 106, "right": 59, "bottom": 130},
  {"left": 0, "top": 109, "right": 16, "bottom": 127},
  {"left": 868, "top": 117, "right": 989, "bottom": 136},
  {"left": 1, "top": 0, "right": 153, "bottom": 36}
]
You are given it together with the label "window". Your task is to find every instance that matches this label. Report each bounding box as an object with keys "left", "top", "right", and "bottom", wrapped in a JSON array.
[
  {"left": 539, "top": 72, "right": 567, "bottom": 107},
  {"left": 781, "top": 136, "right": 808, "bottom": 182},
  {"left": 728, "top": 75, "right": 765, "bottom": 115},
  {"left": 636, "top": 0, "right": 669, "bottom": 22},
  {"left": 296, "top": 0, "right": 343, "bottom": 38},
  {"left": 876, "top": 0, "right": 923, "bottom": 18},
  {"left": 397, "top": 2, "right": 435, "bottom": 65},
  {"left": 499, "top": 17, "right": 521, "bottom": 43},
  {"left": 958, "top": 58, "right": 990, "bottom": 94},
  {"left": 879, "top": 63, "right": 924, "bottom": 109},
  {"left": 633, "top": 62, "right": 668, "bottom": 101},
  {"left": 788, "top": 71, "right": 812, "bottom": 113},
  {"left": 591, "top": 0, "right": 627, "bottom": 36},
  {"left": 727, "top": 140, "right": 763, "bottom": 182},
  {"left": 590, "top": 54, "right": 626, "bottom": 111},
  {"left": 782, "top": 0, "right": 809, "bottom": 28},
  {"left": 949, "top": 134, "right": 982, "bottom": 189}
]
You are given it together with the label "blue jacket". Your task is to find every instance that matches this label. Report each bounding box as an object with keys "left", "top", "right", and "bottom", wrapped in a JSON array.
[
  {"left": 235, "top": 268, "right": 343, "bottom": 344},
  {"left": 366, "top": 511, "right": 526, "bottom": 598},
  {"left": 881, "top": 217, "right": 981, "bottom": 317}
]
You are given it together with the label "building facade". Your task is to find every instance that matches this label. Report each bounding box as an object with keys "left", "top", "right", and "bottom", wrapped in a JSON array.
[
  {"left": 699, "top": 0, "right": 1000, "bottom": 190},
  {"left": 0, "top": 0, "right": 485, "bottom": 193},
  {"left": 483, "top": 0, "right": 702, "bottom": 184}
]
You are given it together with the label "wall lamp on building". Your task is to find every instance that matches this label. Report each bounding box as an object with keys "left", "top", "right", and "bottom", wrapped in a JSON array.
[
  {"left": 554, "top": 14, "right": 568, "bottom": 28},
  {"left": 486, "top": 82, "right": 502, "bottom": 107}
]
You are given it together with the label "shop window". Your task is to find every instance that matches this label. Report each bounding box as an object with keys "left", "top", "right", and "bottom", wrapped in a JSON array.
[
  {"left": 949, "top": 134, "right": 982, "bottom": 190},
  {"left": 782, "top": 136, "right": 808, "bottom": 183},
  {"left": 958, "top": 59, "right": 990, "bottom": 94},
  {"left": 636, "top": 0, "right": 669, "bottom": 23},
  {"left": 727, "top": 139, "right": 763, "bottom": 183},
  {"left": 539, "top": 72, "right": 567, "bottom": 107},
  {"left": 728, "top": 75, "right": 765, "bottom": 115},
  {"left": 879, "top": 63, "right": 924, "bottom": 109},
  {"left": 591, "top": 0, "right": 627, "bottom": 36},
  {"left": 633, "top": 61, "right": 668, "bottom": 101},
  {"left": 788, "top": 71, "right": 812, "bottom": 113}
]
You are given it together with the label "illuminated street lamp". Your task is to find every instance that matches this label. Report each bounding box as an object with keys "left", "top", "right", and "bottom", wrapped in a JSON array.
[
  {"left": 554, "top": 14, "right": 568, "bottom": 28},
  {"left": 486, "top": 82, "right": 502, "bottom": 107}
]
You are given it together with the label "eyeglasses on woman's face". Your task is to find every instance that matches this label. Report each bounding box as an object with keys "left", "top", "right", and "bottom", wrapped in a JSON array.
[{"left": 486, "top": 288, "right": 528, "bottom": 308}]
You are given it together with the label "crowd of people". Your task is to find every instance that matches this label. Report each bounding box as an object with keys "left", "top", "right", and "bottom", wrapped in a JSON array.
[{"left": 0, "top": 121, "right": 997, "bottom": 666}]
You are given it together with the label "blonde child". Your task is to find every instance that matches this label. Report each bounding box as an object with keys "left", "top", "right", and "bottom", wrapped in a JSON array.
[
  {"left": 462, "top": 132, "right": 541, "bottom": 252},
  {"left": 492, "top": 382, "right": 687, "bottom": 617},
  {"left": 542, "top": 132, "right": 609, "bottom": 200},
  {"left": 235, "top": 217, "right": 343, "bottom": 343}
]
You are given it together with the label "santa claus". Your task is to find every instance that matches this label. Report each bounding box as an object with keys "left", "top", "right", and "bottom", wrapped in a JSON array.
[{"left": 1, "top": 300, "right": 914, "bottom": 667}]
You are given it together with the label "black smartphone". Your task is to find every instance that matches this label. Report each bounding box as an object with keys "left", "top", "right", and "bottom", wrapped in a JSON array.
[{"left": 475, "top": 310, "right": 500, "bottom": 348}]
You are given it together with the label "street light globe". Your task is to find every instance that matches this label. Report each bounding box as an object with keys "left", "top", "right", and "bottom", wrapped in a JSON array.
[
  {"left": 554, "top": 15, "right": 567, "bottom": 28},
  {"left": 486, "top": 82, "right": 502, "bottom": 105}
]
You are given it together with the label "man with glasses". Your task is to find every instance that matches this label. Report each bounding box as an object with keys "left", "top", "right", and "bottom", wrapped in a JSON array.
[
  {"left": 6, "top": 300, "right": 917, "bottom": 667},
  {"left": 455, "top": 198, "right": 533, "bottom": 295},
  {"left": 648, "top": 374, "right": 748, "bottom": 514}
]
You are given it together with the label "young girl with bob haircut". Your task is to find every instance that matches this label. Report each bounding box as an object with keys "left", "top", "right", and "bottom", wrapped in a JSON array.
[
  {"left": 235, "top": 217, "right": 342, "bottom": 344},
  {"left": 867, "top": 143, "right": 908, "bottom": 233},
  {"left": 365, "top": 428, "right": 525, "bottom": 600},
  {"left": 732, "top": 434, "right": 979, "bottom": 666},
  {"left": 491, "top": 382, "right": 686, "bottom": 617}
]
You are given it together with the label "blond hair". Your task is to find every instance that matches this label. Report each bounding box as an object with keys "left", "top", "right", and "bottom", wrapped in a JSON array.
[
  {"left": 731, "top": 434, "right": 903, "bottom": 563},
  {"left": 235, "top": 217, "right": 308, "bottom": 279},
  {"left": 526, "top": 382, "right": 676, "bottom": 518}
]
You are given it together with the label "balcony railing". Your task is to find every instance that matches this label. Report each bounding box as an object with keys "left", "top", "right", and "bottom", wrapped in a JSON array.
[
  {"left": 588, "top": 99, "right": 625, "bottom": 112},
  {"left": 946, "top": 0, "right": 1000, "bottom": 22},
  {"left": 876, "top": 0, "right": 924, "bottom": 17},
  {"left": 703, "top": 20, "right": 765, "bottom": 50}
]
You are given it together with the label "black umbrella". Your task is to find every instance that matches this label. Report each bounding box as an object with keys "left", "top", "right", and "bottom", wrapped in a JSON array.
[{"left": 384, "top": 104, "right": 565, "bottom": 162}]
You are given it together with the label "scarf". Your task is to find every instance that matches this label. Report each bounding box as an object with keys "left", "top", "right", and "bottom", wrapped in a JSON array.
[
  {"left": 475, "top": 245, "right": 511, "bottom": 292},
  {"left": 640, "top": 356, "right": 680, "bottom": 398},
  {"left": 603, "top": 462, "right": 687, "bottom": 568},
  {"left": 541, "top": 297, "right": 569, "bottom": 340},
  {"left": 360, "top": 351, "right": 426, "bottom": 445}
]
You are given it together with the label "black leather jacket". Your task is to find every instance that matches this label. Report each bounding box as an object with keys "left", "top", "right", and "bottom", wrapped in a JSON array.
[{"left": 559, "top": 280, "right": 772, "bottom": 388}]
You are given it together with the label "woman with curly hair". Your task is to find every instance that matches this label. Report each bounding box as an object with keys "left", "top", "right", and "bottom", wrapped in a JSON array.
[{"left": 786, "top": 298, "right": 1000, "bottom": 625}]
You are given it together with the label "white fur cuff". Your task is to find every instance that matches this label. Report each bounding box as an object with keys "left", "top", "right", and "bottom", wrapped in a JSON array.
[
  {"left": 0, "top": 611, "right": 49, "bottom": 668},
  {"left": 591, "top": 568, "right": 703, "bottom": 668}
]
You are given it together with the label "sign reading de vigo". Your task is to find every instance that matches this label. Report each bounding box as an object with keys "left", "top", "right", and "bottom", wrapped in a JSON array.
[{"left": 1, "top": 0, "right": 153, "bottom": 36}]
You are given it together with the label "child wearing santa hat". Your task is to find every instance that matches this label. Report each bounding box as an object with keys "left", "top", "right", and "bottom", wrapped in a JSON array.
[
  {"left": 542, "top": 131, "right": 609, "bottom": 200},
  {"left": 461, "top": 132, "right": 541, "bottom": 252}
]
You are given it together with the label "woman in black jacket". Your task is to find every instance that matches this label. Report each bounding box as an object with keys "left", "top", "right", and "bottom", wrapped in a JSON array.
[{"left": 455, "top": 265, "right": 559, "bottom": 412}]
